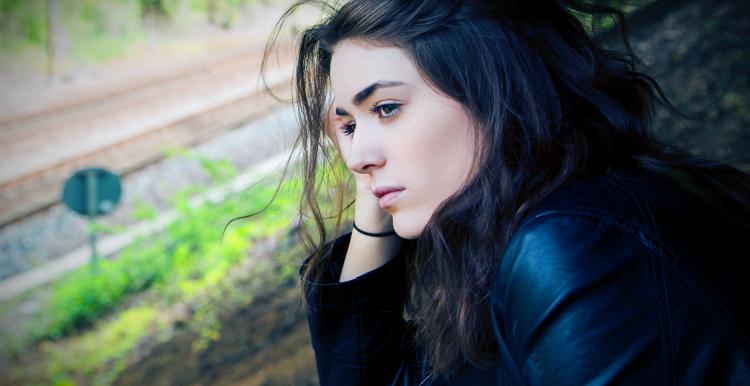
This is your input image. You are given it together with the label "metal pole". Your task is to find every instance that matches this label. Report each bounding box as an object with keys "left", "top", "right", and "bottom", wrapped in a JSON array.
[{"left": 86, "top": 170, "right": 99, "bottom": 273}]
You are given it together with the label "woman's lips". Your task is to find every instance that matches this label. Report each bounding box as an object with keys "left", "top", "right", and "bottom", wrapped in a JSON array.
[{"left": 378, "top": 189, "right": 403, "bottom": 209}]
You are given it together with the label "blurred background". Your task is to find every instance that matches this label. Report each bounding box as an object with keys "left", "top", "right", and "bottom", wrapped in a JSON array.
[{"left": 0, "top": 0, "right": 748, "bottom": 385}]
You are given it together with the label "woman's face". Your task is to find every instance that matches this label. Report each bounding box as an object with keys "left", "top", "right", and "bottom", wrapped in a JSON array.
[{"left": 328, "top": 39, "right": 477, "bottom": 239}]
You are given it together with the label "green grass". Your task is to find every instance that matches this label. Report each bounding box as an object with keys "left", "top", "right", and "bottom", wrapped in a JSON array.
[
  {"left": 2, "top": 149, "right": 354, "bottom": 385},
  {"left": 42, "top": 305, "right": 164, "bottom": 386},
  {"left": 33, "top": 157, "right": 299, "bottom": 342}
]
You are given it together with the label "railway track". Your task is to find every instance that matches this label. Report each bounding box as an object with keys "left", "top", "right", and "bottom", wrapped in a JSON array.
[{"left": 0, "top": 45, "right": 295, "bottom": 228}]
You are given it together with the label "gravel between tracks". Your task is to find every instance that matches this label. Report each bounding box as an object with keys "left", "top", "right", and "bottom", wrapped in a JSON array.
[{"left": 0, "top": 105, "right": 299, "bottom": 281}]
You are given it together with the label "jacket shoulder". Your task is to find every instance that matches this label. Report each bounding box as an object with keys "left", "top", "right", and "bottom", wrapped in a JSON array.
[
  {"left": 522, "top": 168, "right": 712, "bottom": 231},
  {"left": 491, "top": 209, "right": 664, "bottom": 384},
  {"left": 489, "top": 168, "right": 750, "bottom": 385}
]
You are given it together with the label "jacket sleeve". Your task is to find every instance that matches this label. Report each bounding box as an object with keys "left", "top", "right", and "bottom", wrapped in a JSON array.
[
  {"left": 490, "top": 213, "right": 665, "bottom": 385},
  {"left": 299, "top": 231, "right": 421, "bottom": 386}
]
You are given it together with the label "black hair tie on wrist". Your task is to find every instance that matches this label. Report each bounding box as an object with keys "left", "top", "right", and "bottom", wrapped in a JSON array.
[{"left": 353, "top": 221, "right": 397, "bottom": 237}]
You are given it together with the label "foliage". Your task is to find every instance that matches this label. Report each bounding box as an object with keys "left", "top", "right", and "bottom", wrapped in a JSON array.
[
  {"left": 572, "top": 0, "right": 658, "bottom": 35},
  {"left": 31, "top": 154, "right": 298, "bottom": 342},
  {"left": 0, "top": 151, "right": 311, "bottom": 384},
  {"left": 0, "top": 0, "right": 284, "bottom": 71},
  {"left": 42, "top": 305, "right": 164, "bottom": 386}
]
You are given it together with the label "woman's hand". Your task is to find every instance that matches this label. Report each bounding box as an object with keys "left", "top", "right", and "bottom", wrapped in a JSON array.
[{"left": 351, "top": 167, "right": 394, "bottom": 233}]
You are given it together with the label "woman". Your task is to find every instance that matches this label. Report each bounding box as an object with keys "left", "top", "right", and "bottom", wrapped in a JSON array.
[{"left": 254, "top": 0, "right": 750, "bottom": 384}]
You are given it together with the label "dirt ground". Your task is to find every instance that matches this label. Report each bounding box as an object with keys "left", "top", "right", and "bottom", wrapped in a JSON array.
[{"left": 112, "top": 268, "right": 319, "bottom": 386}]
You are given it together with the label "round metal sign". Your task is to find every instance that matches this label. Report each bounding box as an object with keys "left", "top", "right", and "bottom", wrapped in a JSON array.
[{"left": 62, "top": 167, "right": 122, "bottom": 217}]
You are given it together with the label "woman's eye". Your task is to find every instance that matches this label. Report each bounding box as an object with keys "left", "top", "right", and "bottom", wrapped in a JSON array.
[
  {"left": 338, "top": 103, "right": 400, "bottom": 137},
  {"left": 340, "top": 122, "right": 355, "bottom": 136},
  {"left": 370, "top": 103, "right": 401, "bottom": 118}
]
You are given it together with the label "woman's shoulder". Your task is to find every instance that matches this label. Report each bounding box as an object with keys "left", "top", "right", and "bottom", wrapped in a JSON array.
[
  {"left": 524, "top": 167, "right": 732, "bottom": 224},
  {"left": 518, "top": 166, "right": 748, "bottom": 248},
  {"left": 490, "top": 167, "right": 750, "bottom": 384},
  {"left": 502, "top": 166, "right": 749, "bottom": 299}
]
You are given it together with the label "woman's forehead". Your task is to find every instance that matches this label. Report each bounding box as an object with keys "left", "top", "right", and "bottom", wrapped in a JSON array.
[{"left": 329, "top": 40, "right": 419, "bottom": 101}]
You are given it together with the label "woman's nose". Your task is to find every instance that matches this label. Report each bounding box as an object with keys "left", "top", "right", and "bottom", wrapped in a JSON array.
[{"left": 346, "top": 127, "right": 385, "bottom": 174}]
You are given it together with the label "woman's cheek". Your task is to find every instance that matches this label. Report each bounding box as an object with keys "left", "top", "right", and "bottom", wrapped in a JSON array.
[{"left": 337, "top": 135, "right": 352, "bottom": 163}]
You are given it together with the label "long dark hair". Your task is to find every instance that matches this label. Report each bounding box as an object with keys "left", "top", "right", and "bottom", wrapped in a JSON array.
[{"left": 240, "top": 0, "right": 750, "bottom": 382}]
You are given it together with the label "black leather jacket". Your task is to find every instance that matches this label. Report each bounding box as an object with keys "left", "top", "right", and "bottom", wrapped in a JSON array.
[{"left": 299, "top": 168, "right": 750, "bottom": 385}]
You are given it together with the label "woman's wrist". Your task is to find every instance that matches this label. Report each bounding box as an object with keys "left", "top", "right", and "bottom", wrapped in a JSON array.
[
  {"left": 339, "top": 187, "right": 401, "bottom": 282},
  {"left": 341, "top": 222, "right": 402, "bottom": 282},
  {"left": 352, "top": 221, "right": 397, "bottom": 237}
]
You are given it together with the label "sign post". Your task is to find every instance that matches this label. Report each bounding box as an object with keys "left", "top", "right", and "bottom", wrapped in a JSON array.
[{"left": 63, "top": 167, "right": 122, "bottom": 273}]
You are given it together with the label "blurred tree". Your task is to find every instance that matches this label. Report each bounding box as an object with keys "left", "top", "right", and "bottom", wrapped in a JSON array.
[
  {"left": 140, "top": 0, "right": 168, "bottom": 18},
  {"left": 207, "top": 0, "right": 232, "bottom": 29},
  {"left": 45, "top": 0, "right": 58, "bottom": 82}
]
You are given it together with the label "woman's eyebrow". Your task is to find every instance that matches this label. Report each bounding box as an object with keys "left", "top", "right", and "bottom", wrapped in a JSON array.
[{"left": 335, "top": 80, "right": 405, "bottom": 116}]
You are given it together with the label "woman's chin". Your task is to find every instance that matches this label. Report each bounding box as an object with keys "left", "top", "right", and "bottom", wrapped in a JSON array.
[{"left": 393, "top": 213, "right": 425, "bottom": 240}]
